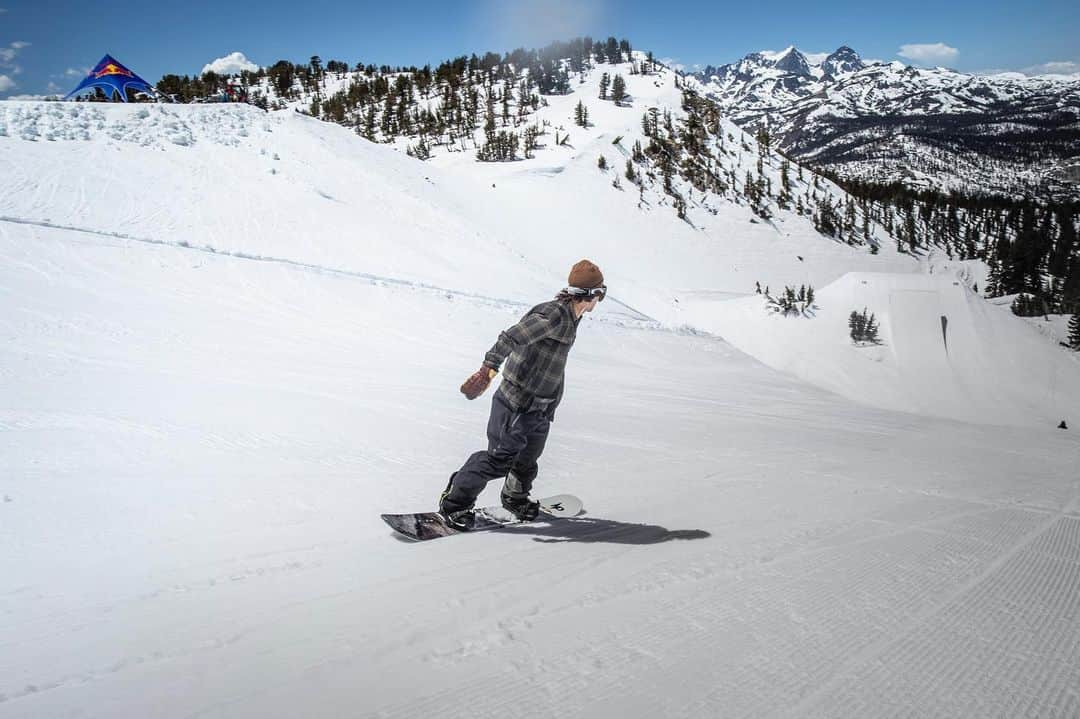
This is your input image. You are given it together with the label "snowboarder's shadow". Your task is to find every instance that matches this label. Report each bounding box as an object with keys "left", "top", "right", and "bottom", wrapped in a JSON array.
[{"left": 506, "top": 515, "right": 710, "bottom": 544}]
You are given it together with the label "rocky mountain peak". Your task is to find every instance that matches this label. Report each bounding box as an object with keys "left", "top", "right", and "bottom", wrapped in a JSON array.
[
  {"left": 822, "top": 46, "right": 865, "bottom": 77},
  {"left": 773, "top": 46, "right": 812, "bottom": 77}
]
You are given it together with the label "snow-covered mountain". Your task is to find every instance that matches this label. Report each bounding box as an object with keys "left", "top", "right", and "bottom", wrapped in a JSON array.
[
  {"left": 691, "top": 46, "right": 1080, "bottom": 200},
  {"left": 3, "top": 50, "right": 1080, "bottom": 718}
]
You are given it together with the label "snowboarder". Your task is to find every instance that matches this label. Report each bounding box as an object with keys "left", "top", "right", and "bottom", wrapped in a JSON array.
[{"left": 438, "top": 260, "right": 606, "bottom": 530}]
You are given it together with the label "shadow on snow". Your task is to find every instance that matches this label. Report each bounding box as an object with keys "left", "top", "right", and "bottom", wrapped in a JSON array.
[{"left": 504, "top": 516, "right": 711, "bottom": 544}]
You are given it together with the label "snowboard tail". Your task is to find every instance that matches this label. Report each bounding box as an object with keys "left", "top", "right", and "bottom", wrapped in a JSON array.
[{"left": 381, "top": 494, "right": 583, "bottom": 541}]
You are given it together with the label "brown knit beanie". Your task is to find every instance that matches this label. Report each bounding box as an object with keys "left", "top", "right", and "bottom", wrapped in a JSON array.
[{"left": 568, "top": 259, "right": 604, "bottom": 289}]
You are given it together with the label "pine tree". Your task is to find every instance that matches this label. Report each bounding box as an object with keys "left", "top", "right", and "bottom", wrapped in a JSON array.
[
  {"left": 605, "top": 37, "right": 619, "bottom": 64},
  {"left": 904, "top": 205, "right": 917, "bottom": 251},
  {"left": 574, "top": 100, "right": 589, "bottom": 128},
  {"left": 309, "top": 56, "right": 323, "bottom": 101},
  {"left": 755, "top": 124, "right": 770, "bottom": 152},
  {"left": 599, "top": 73, "right": 610, "bottom": 100},
  {"left": 849, "top": 308, "right": 880, "bottom": 344},
  {"left": 849, "top": 310, "right": 863, "bottom": 339},
  {"left": 523, "top": 125, "right": 539, "bottom": 158},
  {"left": 1050, "top": 209, "right": 1076, "bottom": 281},
  {"left": 1064, "top": 258, "right": 1080, "bottom": 315},
  {"left": 501, "top": 78, "right": 512, "bottom": 126},
  {"left": 815, "top": 198, "right": 840, "bottom": 238},
  {"left": 1069, "top": 313, "right": 1080, "bottom": 350},
  {"left": 611, "top": 74, "right": 627, "bottom": 105},
  {"left": 362, "top": 104, "right": 377, "bottom": 141},
  {"left": 484, "top": 91, "right": 496, "bottom": 134}
]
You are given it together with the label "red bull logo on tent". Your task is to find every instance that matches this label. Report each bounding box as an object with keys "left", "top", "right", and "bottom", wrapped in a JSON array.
[{"left": 94, "top": 61, "right": 135, "bottom": 79}]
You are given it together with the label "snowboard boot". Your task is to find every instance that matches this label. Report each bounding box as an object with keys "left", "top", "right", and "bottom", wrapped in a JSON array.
[
  {"left": 439, "top": 473, "right": 475, "bottom": 530},
  {"left": 501, "top": 492, "right": 540, "bottom": 522},
  {"left": 440, "top": 507, "right": 476, "bottom": 531}
]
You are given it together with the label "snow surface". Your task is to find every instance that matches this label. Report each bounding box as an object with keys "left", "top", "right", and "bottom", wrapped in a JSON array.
[{"left": 3, "top": 87, "right": 1080, "bottom": 718}]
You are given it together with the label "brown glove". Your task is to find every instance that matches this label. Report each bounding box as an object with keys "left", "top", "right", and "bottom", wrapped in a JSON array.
[{"left": 460, "top": 366, "right": 497, "bottom": 400}]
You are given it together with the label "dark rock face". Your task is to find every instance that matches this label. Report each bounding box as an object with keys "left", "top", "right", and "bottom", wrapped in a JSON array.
[
  {"left": 774, "top": 48, "right": 812, "bottom": 77},
  {"left": 822, "top": 46, "right": 865, "bottom": 77}
]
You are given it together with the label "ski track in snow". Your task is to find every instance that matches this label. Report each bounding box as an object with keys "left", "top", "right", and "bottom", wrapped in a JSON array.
[{"left": 0, "top": 214, "right": 658, "bottom": 329}]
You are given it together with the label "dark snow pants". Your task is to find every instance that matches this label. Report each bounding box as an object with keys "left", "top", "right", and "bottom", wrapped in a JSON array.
[{"left": 441, "top": 389, "right": 551, "bottom": 512}]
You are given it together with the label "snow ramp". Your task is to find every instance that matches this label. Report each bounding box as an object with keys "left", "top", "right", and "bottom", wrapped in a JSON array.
[
  {"left": 686, "top": 272, "right": 1080, "bottom": 426},
  {"left": 887, "top": 284, "right": 983, "bottom": 415}
]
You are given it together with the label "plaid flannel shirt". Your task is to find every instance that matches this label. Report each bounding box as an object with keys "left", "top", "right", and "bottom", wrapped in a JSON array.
[{"left": 483, "top": 300, "right": 580, "bottom": 418}]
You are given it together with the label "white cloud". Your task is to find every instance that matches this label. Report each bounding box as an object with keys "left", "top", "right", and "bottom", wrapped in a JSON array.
[
  {"left": 1022, "top": 60, "right": 1080, "bottom": 77},
  {"left": 974, "top": 60, "right": 1080, "bottom": 79},
  {"left": 201, "top": 51, "right": 259, "bottom": 76},
  {"left": 64, "top": 67, "right": 90, "bottom": 77},
  {"left": 0, "top": 40, "right": 29, "bottom": 65},
  {"left": 897, "top": 43, "right": 958, "bottom": 66},
  {"left": 0, "top": 74, "right": 15, "bottom": 92}
]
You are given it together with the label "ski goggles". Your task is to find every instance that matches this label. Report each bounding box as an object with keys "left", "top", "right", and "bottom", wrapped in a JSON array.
[{"left": 566, "top": 284, "right": 607, "bottom": 301}]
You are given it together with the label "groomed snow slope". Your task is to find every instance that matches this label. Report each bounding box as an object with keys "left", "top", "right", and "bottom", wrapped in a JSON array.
[
  {"left": 4, "top": 221, "right": 1080, "bottom": 718},
  {"left": 3, "top": 96, "right": 1080, "bottom": 718}
]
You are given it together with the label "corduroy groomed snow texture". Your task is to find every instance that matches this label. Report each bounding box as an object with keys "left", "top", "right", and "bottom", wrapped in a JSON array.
[{"left": 568, "top": 259, "right": 604, "bottom": 289}]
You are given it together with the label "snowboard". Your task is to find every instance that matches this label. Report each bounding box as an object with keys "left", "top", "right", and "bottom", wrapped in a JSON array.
[{"left": 381, "top": 494, "right": 583, "bottom": 541}]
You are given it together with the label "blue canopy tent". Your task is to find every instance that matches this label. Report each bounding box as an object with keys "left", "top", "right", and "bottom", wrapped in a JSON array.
[{"left": 65, "top": 55, "right": 157, "bottom": 102}]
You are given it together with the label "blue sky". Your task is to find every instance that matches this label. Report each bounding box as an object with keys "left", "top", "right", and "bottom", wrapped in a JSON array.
[{"left": 1, "top": 0, "right": 1077, "bottom": 98}]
